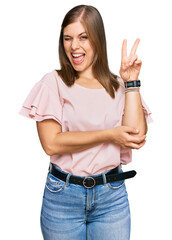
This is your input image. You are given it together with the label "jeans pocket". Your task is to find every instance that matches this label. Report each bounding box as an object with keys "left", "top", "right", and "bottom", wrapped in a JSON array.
[
  {"left": 107, "top": 179, "right": 125, "bottom": 190},
  {"left": 45, "top": 172, "right": 66, "bottom": 193},
  {"left": 107, "top": 168, "right": 125, "bottom": 190}
]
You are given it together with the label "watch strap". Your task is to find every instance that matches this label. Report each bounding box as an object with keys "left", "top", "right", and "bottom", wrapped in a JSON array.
[{"left": 124, "top": 80, "right": 141, "bottom": 88}]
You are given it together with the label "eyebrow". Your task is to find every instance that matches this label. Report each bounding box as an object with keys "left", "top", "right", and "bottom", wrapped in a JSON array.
[{"left": 63, "top": 32, "right": 87, "bottom": 37}]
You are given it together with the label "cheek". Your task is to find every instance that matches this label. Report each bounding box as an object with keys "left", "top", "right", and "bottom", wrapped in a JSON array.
[
  {"left": 63, "top": 42, "right": 70, "bottom": 54},
  {"left": 88, "top": 49, "right": 95, "bottom": 60},
  {"left": 85, "top": 44, "right": 95, "bottom": 58}
]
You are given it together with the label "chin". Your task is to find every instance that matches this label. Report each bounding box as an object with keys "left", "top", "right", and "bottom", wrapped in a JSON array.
[{"left": 72, "top": 65, "right": 85, "bottom": 72}]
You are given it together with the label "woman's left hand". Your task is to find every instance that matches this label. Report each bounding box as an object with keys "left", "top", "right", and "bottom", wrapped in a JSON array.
[{"left": 119, "top": 38, "right": 142, "bottom": 82}]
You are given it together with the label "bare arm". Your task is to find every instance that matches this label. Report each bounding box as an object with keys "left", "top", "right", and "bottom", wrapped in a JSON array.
[
  {"left": 122, "top": 91, "right": 147, "bottom": 136},
  {"left": 36, "top": 119, "right": 111, "bottom": 155},
  {"left": 36, "top": 119, "right": 146, "bottom": 156},
  {"left": 120, "top": 38, "right": 147, "bottom": 136}
]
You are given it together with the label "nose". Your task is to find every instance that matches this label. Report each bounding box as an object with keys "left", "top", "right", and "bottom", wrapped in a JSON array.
[{"left": 71, "top": 38, "right": 80, "bottom": 50}]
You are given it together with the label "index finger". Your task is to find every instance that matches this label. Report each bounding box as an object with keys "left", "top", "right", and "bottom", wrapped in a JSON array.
[
  {"left": 121, "top": 39, "right": 127, "bottom": 61},
  {"left": 129, "top": 38, "right": 140, "bottom": 57},
  {"left": 129, "top": 134, "right": 146, "bottom": 144}
]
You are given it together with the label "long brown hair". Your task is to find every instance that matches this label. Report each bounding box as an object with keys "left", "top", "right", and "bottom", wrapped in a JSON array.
[{"left": 56, "top": 5, "right": 119, "bottom": 98}]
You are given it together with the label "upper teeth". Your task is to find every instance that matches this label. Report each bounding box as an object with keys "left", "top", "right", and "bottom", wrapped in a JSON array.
[{"left": 72, "top": 54, "right": 84, "bottom": 57}]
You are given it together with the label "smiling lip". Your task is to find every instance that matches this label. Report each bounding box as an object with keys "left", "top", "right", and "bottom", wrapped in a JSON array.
[{"left": 71, "top": 53, "right": 85, "bottom": 65}]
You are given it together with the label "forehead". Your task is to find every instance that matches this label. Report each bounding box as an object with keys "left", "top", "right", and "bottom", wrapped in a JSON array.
[{"left": 63, "top": 21, "right": 86, "bottom": 36}]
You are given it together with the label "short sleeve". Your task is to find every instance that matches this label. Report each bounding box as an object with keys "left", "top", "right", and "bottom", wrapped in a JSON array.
[
  {"left": 19, "top": 73, "right": 63, "bottom": 124},
  {"left": 141, "top": 96, "right": 153, "bottom": 124}
]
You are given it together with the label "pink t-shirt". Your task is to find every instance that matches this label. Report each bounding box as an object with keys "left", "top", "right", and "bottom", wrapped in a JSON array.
[{"left": 19, "top": 70, "right": 152, "bottom": 176}]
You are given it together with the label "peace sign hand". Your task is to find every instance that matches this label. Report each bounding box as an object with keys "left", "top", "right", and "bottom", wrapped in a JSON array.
[{"left": 119, "top": 38, "right": 142, "bottom": 82}]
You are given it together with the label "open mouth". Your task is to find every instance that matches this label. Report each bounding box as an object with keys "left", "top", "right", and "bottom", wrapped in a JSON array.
[{"left": 71, "top": 53, "right": 85, "bottom": 65}]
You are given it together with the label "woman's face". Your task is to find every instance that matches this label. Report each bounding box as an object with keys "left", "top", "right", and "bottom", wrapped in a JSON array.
[{"left": 63, "top": 21, "right": 95, "bottom": 76}]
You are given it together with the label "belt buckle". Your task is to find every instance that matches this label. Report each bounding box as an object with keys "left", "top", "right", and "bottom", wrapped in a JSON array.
[{"left": 83, "top": 177, "right": 96, "bottom": 189}]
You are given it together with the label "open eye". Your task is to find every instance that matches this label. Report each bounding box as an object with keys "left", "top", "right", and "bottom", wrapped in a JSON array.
[{"left": 80, "top": 36, "right": 88, "bottom": 40}]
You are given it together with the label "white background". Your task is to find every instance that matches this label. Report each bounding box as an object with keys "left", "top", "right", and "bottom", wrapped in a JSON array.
[{"left": 0, "top": 0, "right": 171, "bottom": 239}]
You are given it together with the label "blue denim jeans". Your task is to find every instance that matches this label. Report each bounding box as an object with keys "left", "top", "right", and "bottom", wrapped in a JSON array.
[{"left": 40, "top": 165, "right": 131, "bottom": 240}]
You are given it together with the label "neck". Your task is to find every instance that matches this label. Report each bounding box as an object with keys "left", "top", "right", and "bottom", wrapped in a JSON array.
[{"left": 77, "top": 68, "right": 95, "bottom": 81}]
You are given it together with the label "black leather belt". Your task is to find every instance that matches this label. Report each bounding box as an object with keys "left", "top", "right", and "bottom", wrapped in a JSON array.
[{"left": 49, "top": 163, "right": 137, "bottom": 189}]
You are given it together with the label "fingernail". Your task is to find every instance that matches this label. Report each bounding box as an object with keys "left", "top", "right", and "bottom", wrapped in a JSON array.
[
  {"left": 129, "top": 62, "right": 132, "bottom": 66},
  {"left": 136, "top": 129, "right": 139, "bottom": 133}
]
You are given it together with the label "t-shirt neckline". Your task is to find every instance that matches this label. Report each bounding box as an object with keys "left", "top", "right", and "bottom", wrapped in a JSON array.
[
  {"left": 54, "top": 70, "right": 105, "bottom": 91},
  {"left": 74, "top": 82, "right": 105, "bottom": 91}
]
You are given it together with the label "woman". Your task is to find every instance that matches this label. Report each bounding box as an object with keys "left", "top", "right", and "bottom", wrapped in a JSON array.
[{"left": 19, "top": 4, "right": 152, "bottom": 240}]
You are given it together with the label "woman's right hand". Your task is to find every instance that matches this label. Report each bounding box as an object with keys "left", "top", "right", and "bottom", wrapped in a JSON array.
[{"left": 109, "top": 126, "right": 146, "bottom": 149}]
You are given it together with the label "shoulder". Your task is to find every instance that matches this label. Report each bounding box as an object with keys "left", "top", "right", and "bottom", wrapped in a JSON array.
[
  {"left": 117, "top": 76, "right": 125, "bottom": 88},
  {"left": 39, "top": 70, "right": 64, "bottom": 91},
  {"left": 116, "top": 76, "right": 125, "bottom": 95}
]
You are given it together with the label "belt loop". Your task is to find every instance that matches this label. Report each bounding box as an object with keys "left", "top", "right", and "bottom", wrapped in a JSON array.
[
  {"left": 120, "top": 164, "right": 122, "bottom": 172},
  {"left": 102, "top": 172, "right": 107, "bottom": 185},
  {"left": 48, "top": 162, "right": 51, "bottom": 172},
  {"left": 65, "top": 173, "right": 71, "bottom": 187}
]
